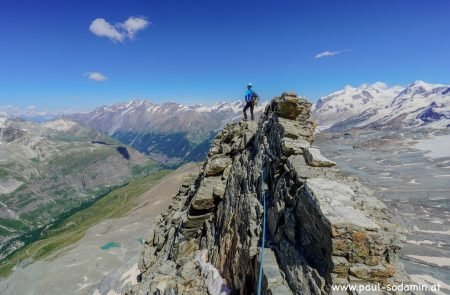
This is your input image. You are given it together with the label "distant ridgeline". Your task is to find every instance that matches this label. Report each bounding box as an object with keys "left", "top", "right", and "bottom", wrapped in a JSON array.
[
  {"left": 112, "top": 130, "right": 216, "bottom": 164},
  {"left": 68, "top": 100, "right": 267, "bottom": 165},
  {"left": 124, "top": 93, "right": 413, "bottom": 294}
]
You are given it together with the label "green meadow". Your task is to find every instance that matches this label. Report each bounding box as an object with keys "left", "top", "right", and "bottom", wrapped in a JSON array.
[{"left": 0, "top": 169, "right": 171, "bottom": 277}]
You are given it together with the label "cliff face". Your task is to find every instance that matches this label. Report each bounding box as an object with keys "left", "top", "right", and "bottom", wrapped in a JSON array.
[{"left": 125, "top": 93, "right": 410, "bottom": 294}]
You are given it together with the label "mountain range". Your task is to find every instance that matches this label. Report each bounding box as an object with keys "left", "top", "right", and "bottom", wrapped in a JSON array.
[
  {"left": 312, "top": 80, "right": 450, "bottom": 131},
  {"left": 3, "top": 80, "right": 449, "bottom": 166},
  {"left": 68, "top": 100, "right": 266, "bottom": 163}
]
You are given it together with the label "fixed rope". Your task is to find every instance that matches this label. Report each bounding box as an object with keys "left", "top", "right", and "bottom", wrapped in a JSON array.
[{"left": 257, "top": 169, "right": 267, "bottom": 295}]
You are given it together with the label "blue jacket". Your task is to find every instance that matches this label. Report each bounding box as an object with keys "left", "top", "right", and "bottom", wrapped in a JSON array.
[{"left": 245, "top": 89, "right": 254, "bottom": 103}]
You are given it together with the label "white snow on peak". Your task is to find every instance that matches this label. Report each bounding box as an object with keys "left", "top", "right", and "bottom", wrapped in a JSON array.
[
  {"left": 88, "top": 98, "right": 268, "bottom": 118},
  {"left": 147, "top": 105, "right": 161, "bottom": 113},
  {"left": 313, "top": 82, "right": 403, "bottom": 126},
  {"left": 43, "top": 119, "right": 77, "bottom": 131},
  {"left": 314, "top": 81, "right": 450, "bottom": 130},
  {"left": 409, "top": 80, "right": 444, "bottom": 89},
  {"left": 370, "top": 82, "right": 388, "bottom": 90}
]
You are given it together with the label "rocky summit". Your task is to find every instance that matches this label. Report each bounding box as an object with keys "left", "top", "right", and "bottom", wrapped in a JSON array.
[{"left": 124, "top": 93, "right": 412, "bottom": 294}]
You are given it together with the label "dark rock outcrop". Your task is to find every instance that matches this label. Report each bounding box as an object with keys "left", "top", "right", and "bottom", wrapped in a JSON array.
[{"left": 124, "top": 93, "right": 411, "bottom": 294}]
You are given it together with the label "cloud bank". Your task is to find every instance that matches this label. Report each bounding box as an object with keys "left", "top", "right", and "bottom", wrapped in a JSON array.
[
  {"left": 89, "top": 16, "right": 150, "bottom": 42},
  {"left": 85, "top": 72, "right": 108, "bottom": 82}
]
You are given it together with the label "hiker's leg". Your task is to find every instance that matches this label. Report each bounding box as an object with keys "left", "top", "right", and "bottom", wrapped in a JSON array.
[
  {"left": 250, "top": 104, "right": 254, "bottom": 120},
  {"left": 243, "top": 103, "right": 249, "bottom": 120}
]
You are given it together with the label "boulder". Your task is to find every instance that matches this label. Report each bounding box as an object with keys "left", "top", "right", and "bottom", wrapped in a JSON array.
[
  {"left": 304, "top": 178, "right": 379, "bottom": 231},
  {"left": 304, "top": 147, "right": 336, "bottom": 167},
  {"left": 204, "top": 155, "right": 232, "bottom": 176},
  {"left": 275, "top": 94, "right": 312, "bottom": 120},
  {"left": 191, "top": 176, "right": 221, "bottom": 211},
  {"left": 281, "top": 138, "right": 310, "bottom": 156},
  {"left": 185, "top": 211, "right": 212, "bottom": 229},
  {"left": 208, "top": 145, "right": 220, "bottom": 156},
  {"left": 278, "top": 117, "right": 302, "bottom": 139},
  {"left": 278, "top": 117, "right": 315, "bottom": 142},
  {"left": 212, "top": 180, "right": 226, "bottom": 199}
]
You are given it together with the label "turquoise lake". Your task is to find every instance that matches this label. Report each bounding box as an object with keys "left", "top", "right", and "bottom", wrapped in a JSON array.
[{"left": 100, "top": 241, "right": 121, "bottom": 250}]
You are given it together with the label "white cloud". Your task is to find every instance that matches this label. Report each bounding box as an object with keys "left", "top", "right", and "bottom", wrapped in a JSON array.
[
  {"left": 315, "top": 49, "right": 351, "bottom": 59},
  {"left": 121, "top": 17, "right": 150, "bottom": 39},
  {"left": 89, "top": 18, "right": 124, "bottom": 42},
  {"left": 89, "top": 16, "right": 150, "bottom": 43},
  {"left": 85, "top": 72, "right": 108, "bottom": 82}
]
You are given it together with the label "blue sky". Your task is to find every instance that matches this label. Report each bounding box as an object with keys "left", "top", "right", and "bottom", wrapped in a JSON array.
[{"left": 1, "top": 0, "right": 450, "bottom": 111}]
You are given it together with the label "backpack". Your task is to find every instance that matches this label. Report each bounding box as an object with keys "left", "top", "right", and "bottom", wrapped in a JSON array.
[{"left": 252, "top": 92, "right": 260, "bottom": 106}]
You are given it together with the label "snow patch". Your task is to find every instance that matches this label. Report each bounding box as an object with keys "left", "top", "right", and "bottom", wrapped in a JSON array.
[
  {"left": 406, "top": 255, "right": 450, "bottom": 267},
  {"left": 43, "top": 119, "right": 77, "bottom": 131},
  {"left": 415, "top": 135, "right": 450, "bottom": 159},
  {"left": 413, "top": 225, "right": 450, "bottom": 236},
  {"left": 409, "top": 274, "right": 450, "bottom": 294},
  {"left": 119, "top": 263, "right": 140, "bottom": 288},
  {"left": 195, "top": 249, "right": 231, "bottom": 295}
]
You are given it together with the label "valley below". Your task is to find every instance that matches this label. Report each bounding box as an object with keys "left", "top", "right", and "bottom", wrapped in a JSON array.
[
  {"left": 0, "top": 118, "right": 160, "bottom": 268},
  {"left": 0, "top": 163, "right": 199, "bottom": 295},
  {"left": 316, "top": 128, "right": 450, "bottom": 293}
]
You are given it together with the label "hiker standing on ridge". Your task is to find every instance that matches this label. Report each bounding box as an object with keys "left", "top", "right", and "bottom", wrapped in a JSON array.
[{"left": 243, "top": 83, "right": 258, "bottom": 121}]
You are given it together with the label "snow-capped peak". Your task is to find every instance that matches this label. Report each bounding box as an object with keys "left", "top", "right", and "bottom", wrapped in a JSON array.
[
  {"left": 313, "top": 80, "right": 450, "bottom": 130},
  {"left": 369, "top": 82, "right": 388, "bottom": 90},
  {"left": 313, "top": 82, "right": 403, "bottom": 126},
  {"left": 399, "top": 80, "right": 448, "bottom": 96}
]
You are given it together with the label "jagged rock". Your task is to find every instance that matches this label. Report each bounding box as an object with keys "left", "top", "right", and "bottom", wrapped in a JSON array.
[
  {"left": 212, "top": 181, "right": 226, "bottom": 199},
  {"left": 304, "top": 147, "right": 337, "bottom": 167},
  {"left": 204, "top": 155, "right": 232, "bottom": 176},
  {"left": 332, "top": 256, "right": 350, "bottom": 277},
  {"left": 209, "top": 145, "right": 221, "bottom": 156},
  {"left": 222, "top": 164, "right": 231, "bottom": 180},
  {"left": 278, "top": 117, "right": 303, "bottom": 139},
  {"left": 140, "top": 245, "right": 157, "bottom": 270},
  {"left": 275, "top": 93, "right": 312, "bottom": 120},
  {"left": 130, "top": 93, "right": 413, "bottom": 295},
  {"left": 173, "top": 240, "right": 199, "bottom": 262},
  {"left": 191, "top": 176, "right": 222, "bottom": 211},
  {"left": 349, "top": 264, "right": 390, "bottom": 283},
  {"left": 281, "top": 138, "right": 310, "bottom": 156},
  {"left": 220, "top": 143, "right": 232, "bottom": 154},
  {"left": 258, "top": 248, "right": 293, "bottom": 294},
  {"left": 283, "top": 91, "right": 297, "bottom": 97},
  {"left": 243, "top": 131, "right": 255, "bottom": 146},
  {"left": 185, "top": 211, "right": 212, "bottom": 229},
  {"left": 305, "top": 178, "right": 378, "bottom": 230}
]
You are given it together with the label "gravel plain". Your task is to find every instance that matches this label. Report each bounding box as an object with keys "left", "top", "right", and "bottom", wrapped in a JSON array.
[
  {"left": 316, "top": 129, "right": 450, "bottom": 294},
  {"left": 0, "top": 163, "right": 199, "bottom": 295}
]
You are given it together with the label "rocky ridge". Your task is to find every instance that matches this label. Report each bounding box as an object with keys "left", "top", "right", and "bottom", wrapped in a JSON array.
[{"left": 124, "top": 93, "right": 411, "bottom": 294}]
